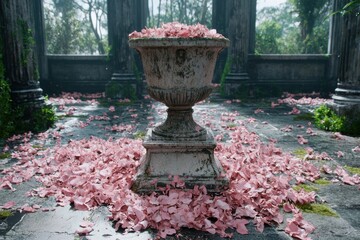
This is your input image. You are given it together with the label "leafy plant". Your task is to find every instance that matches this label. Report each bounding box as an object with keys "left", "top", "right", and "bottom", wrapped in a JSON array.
[
  {"left": 313, "top": 105, "right": 345, "bottom": 132},
  {"left": 331, "top": 0, "right": 360, "bottom": 16},
  {"left": 32, "top": 105, "right": 57, "bottom": 133}
]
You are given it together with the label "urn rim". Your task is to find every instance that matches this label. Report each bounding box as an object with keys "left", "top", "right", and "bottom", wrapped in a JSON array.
[{"left": 129, "top": 37, "right": 229, "bottom": 48}]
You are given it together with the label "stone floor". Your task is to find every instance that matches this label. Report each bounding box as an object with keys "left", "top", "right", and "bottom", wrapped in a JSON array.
[{"left": 0, "top": 93, "right": 359, "bottom": 240}]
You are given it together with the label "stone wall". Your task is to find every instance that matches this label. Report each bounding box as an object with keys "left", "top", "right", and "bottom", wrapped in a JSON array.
[
  {"left": 43, "top": 55, "right": 113, "bottom": 94},
  {"left": 221, "top": 54, "right": 332, "bottom": 97},
  {"left": 43, "top": 54, "right": 333, "bottom": 96}
]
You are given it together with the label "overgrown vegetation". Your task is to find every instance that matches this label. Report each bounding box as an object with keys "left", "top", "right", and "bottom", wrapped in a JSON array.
[
  {"left": 0, "top": 39, "right": 57, "bottom": 139},
  {"left": 314, "top": 105, "right": 345, "bottom": 132}
]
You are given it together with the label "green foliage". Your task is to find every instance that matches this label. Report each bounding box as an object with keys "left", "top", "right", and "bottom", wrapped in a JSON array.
[
  {"left": 332, "top": 0, "right": 360, "bottom": 16},
  {"left": 32, "top": 106, "right": 57, "bottom": 133},
  {"left": 148, "top": 0, "right": 212, "bottom": 28},
  {"left": 17, "top": 20, "right": 35, "bottom": 65},
  {"left": 256, "top": 20, "right": 282, "bottom": 54},
  {"left": 314, "top": 105, "right": 345, "bottom": 132},
  {"left": 297, "top": 203, "right": 338, "bottom": 217},
  {"left": 0, "top": 39, "right": 16, "bottom": 138},
  {"left": 44, "top": 0, "right": 108, "bottom": 54},
  {"left": 256, "top": 1, "right": 330, "bottom": 54}
]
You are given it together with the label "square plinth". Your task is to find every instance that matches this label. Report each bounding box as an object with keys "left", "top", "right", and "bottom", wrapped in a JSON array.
[{"left": 132, "top": 129, "right": 228, "bottom": 193}]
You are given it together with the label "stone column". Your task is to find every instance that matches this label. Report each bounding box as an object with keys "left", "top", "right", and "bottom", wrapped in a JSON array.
[
  {"left": 0, "top": 0, "right": 45, "bottom": 108},
  {"left": 213, "top": 0, "right": 256, "bottom": 95},
  {"left": 107, "top": 0, "right": 148, "bottom": 99},
  {"left": 33, "top": 0, "right": 49, "bottom": 91},
  {"left": 328, "top": 0, "right": 346, "bottom": 94},
  {"left": 330, "top": 0, "right": 360, "bottom": 119}
]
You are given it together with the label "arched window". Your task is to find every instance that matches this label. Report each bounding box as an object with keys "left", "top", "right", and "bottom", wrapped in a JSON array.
[
  {"left": 255, "top": 0, "right": 331, "bottom": 54},
  {"left": 43, "top": 0, "right": 109, "bottom": 55}
]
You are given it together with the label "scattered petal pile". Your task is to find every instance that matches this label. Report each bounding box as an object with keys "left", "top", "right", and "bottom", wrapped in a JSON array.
[
  {"left": 1, "top": 92, "right": 359, "bottom": 240},
  {"left": 129, "top": 22, "right": 225, "bottom": 39}
]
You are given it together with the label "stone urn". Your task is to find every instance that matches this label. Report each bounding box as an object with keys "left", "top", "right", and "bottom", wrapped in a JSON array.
[{"left": 129, "top": 38, "right": 229, "bottom": 192}]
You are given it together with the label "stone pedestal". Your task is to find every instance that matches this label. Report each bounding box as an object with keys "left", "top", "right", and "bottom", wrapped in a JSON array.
[
  {"left": 132, "top": 130, "right": 228, "bottom": 193},
  {"left": 129, "top": 38, "right": 229, "bottom": 193}
]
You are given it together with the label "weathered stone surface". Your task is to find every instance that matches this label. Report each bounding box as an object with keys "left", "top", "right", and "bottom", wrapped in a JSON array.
[
  {"left": 130, "top": 38, "right": 229, "bottom": 192},
  {"left": 132, "top": 130, "right": 228, "bottom": 193}
]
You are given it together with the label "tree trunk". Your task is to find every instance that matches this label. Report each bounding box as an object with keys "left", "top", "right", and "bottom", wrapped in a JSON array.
[{"left": 87, "top": 0, "right": 105, "bottom": 54}]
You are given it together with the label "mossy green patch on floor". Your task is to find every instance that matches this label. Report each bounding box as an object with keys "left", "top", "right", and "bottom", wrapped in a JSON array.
[
  {"left": 293, "top": 184, "right": 319, "bottom": 193},
  {"left": 297, "top": 203, "right": 338, "bottom": 217},
  {"left": 292, "top": 148, "right": 307, "bottom": 159},
  {"left": 133, "top": 131, "right": 146, "bottom": 140},
  {"left": 344, "top": 166, "right": 360, "bottom": 175},
  {"left": 0, "top": 152, "right": 11, "bottom": 159},
  {"left": 0, "top": 210, "right": 13, "bottom": 219},
  {"left": 293, "top": 113, "right": 314, "bottom": 121},
  {"left": 227, "top": 123, "right": 237, "bottom": 128},
  {"left": 314, "top": 178, "right": 331, "bottom": 185}
]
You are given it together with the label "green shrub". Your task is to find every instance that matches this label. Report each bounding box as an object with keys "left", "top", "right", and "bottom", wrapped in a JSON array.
[{"left": 314, "top": 105, "right": 345, "bottom": 132}]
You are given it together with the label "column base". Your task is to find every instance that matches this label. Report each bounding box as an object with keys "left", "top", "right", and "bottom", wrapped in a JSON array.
[
  {"left": 106, "top": 73, "right": 140, "bottom": 99},
  {"left": 223, "top": 72, "right": 250, "bottom": 97},
  {"left": 132, "top": 129, "right": 228, "bottom": 194},
  {"left": 332, "top": 85, "right": 360, "bottom": 105},
  {"left": 11, "top": 87, "right": 45, "bottom": 108}
]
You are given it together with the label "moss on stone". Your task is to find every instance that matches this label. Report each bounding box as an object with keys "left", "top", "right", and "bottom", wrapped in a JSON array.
[
  {"left": 133, "top": 131, "right": 146, "bottom": 140},
  {"left": 0, "top": 210, "right": 13, "bottom": 219},
  {"left": 344, "top": 166, "right": 360, "bottom": 175},
  {"left": 297, "top": 203, "right": 338, "bottom": 217},
  {"left": 314, "top": 178, "right": 331, "bottom": 185},
  {"left": 292, "top": 148, "right": 307, "bottom": 159},
  {"left": 227, "top": 123, "right": 237, "bottom": 128},
  {"left": 0, "top": 152, "right": 11, "bottom": 159},
  {"left": 293, "top": 184, "right": 319, "bottom": 193}
]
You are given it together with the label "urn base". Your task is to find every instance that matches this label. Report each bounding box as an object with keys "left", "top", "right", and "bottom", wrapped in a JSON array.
[{"left": 132, "top": 129, "right": 228, "bottom": 193}]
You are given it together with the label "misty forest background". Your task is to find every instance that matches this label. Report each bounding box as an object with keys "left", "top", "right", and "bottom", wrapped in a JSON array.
[{"left": 44, "top": 0, "right": 330, "bottom": 55}]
